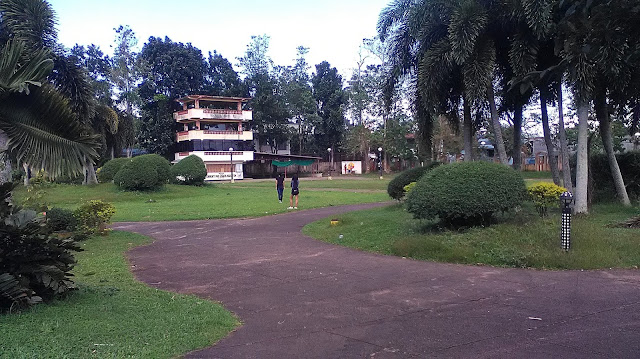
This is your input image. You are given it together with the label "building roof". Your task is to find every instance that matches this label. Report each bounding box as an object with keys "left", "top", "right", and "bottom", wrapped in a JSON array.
[{"left": 176, "top": 95, "right": 251, "bottom": 104}]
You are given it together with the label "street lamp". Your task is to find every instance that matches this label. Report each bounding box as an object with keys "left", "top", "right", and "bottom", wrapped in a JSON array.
[
  {"left": 378, "top": 147, "right": 383, "bottom": 179},
  {"left": 559, "top": 191, "right": 573, "bottom": 251},
  {"left": 634, "top": 132, "right": 640, "bottom": 151},
  {"left": 327, "top": 147, "right": 332, "bottom": 180},
  {"left": 229, "top": 147, "right": 234, "bottom": 183}
]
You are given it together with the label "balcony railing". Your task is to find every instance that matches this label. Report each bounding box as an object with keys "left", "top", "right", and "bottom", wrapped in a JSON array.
[
  {"left": 174, "top": 108, "right": 252, "bottom": 121},
  {"left": 176, "top": 130, "right": 253, "bottom": 142}
]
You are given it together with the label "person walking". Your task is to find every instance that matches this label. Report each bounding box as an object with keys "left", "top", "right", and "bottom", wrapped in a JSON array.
[
  {"left": 288, "top": 174, "right": 299, "bottom": 209},
  {"left": 275, "top": 173, "right": 285, "bottom": 203}
]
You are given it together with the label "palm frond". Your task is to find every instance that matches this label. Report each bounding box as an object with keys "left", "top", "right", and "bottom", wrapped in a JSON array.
[
  {"left": 50, "top": 55, "right": 96, "bottom": 122},
  {"left": 0, "top": 85, "right": 100, "bottom": 178},
  {"left": 0, "top": 40, "right": 53, "bottom": 94},
  {"left": 0, "top": 0, "right": 57, "bottom": 51},
  {"left": 449, "top": 0, "right": 489, "bottom": 65}
]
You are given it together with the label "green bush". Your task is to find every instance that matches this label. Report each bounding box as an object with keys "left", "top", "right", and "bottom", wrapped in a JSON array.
[
  {"left": 406, "top": 161, "right": 527, "bottom": 227},
  {"left": 589, "top": 152, "right": 640, "bottom": 201},
  {"left": 73, "top": 200, "right": 116, "bottom": 235},
  {"left": 97, "top": 157, "right": 132, "bottom": 183},
  {"left": 527, "top": 182, "right": 567, "bottom": 217},
  {"left": 171, "top": 155, "right": 207, "bottom": 185},
  {"left": 387, "top": 163, "right": 441, "bottom": 200},
  {"left": 113, "top": 154, "right": 170, "bottom": 191},
  {"left": 0, "top": 183, "right": 81, "bottom": 312},
  {"left": 46, "top": 207, "right": 77, "bottom": 232}
]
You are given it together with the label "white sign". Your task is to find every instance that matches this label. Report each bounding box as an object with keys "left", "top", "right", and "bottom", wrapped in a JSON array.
[{"left": 341, "top": 161, "right": 362, "bottom": 175}]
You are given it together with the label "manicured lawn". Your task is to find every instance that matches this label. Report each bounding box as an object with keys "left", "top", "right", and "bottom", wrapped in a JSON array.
[
  {"left": 303, "top": 203, "right": 640, "bottom": 269},
  {"left": 14, "top": 181, "right": 389, "bottom": 222},
  {"left": 0, "top": 231, "right": 238, "bottom": 358},
  {"left": 229, "top": 177, "right": 390, "bottom": 191}
]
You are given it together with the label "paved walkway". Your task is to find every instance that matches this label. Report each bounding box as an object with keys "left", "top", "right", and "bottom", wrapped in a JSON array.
[{"left": 114, "top": 204, "right": 640, "bottom": 358}]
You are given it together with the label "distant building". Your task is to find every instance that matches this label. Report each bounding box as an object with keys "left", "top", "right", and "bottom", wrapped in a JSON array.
[{"left": 173, "top": 95, "right": 254, "bottom": 181}]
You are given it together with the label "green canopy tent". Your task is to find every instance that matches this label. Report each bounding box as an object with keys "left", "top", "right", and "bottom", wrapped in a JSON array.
[{"left": 272, "top": 159, "right": 316, "bottom": 177}]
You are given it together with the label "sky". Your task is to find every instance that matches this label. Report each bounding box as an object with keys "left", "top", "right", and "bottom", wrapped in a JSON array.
[{"left": 49, "top": 0, "right": 391, "bottom": 79}]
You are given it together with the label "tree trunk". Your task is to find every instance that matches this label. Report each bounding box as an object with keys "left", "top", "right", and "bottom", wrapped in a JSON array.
[
  {"left": 0, "top": 130, "right": 11, "bottom": 184},
  {"left": 540, "top": 93, "right": 561, "bottom": 185},
  {"left": 85, "top": 157, "right": 98, "bottom": 185},
  {"left": 512, "top": 105, "right": 523, "bottom": 170},
  {"left": 463, "top": 98, "right": 474, "bottom": 162},
  {"left": 487, "top": 86, "right": 508, "bottom": 165},
  {"left": 557, "top": 83, "right": 572, "bottom": 189},
  {"left": 574, "top": 100, "right": 590, "bottom": 214},
  {"left": 594, "top": 89, "right": 631, "bottom": 206},
  {"left": 23, "top": 163, "right": 30, "bottom": 186}
]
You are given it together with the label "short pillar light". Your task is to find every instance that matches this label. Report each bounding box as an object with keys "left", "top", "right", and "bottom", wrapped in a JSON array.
[
  {"left": 229, "top": 147, "right": 234, "bottom": 183},
  {"left": 560, "top": 191, "right": 573, "bottom": 251},
  {"left": 327, "top": 147, "right": 333, "bottom": 180},
  {"left": 378, "top": 147, "right": 383, "bottom": 179}
]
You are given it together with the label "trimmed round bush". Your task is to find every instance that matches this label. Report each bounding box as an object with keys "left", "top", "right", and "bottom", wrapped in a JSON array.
[
  {"left": 114, "top": 154, "right": 170, "bottom": 191},
  {"left": 46, "top": 207, "right": 77, "bottom": 232},
  {"left": 528, "top": 182, "right": 567, "bottom": 217},
  {"left": 171, "top": 155, "right": 207, "bottom": 185},
  {"left": 98, "top": 157, "right": 132, "bottom": 183},
  {"left": 387, "top": 163, "right": 441, "bottom": 200},
  {"left": 406, "top": 161, "right": 527, "bottom": 226}
]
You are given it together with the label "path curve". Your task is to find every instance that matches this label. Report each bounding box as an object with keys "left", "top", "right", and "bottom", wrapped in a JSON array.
[{"left": 114, "top": 204, "right": 640, "bottom": 358}]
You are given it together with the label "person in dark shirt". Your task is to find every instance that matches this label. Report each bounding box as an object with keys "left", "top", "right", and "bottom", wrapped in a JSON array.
[
  {"left": 275, "top": 173, "right": 285, "bottom": 203},
  {"left": 288, "top": 174, "right": 299, "bottom": 209}
]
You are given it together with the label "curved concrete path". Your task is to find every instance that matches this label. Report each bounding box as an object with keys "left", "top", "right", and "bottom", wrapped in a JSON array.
[{"left": 114, "top": 204, "right": 640, "bottom": 358}]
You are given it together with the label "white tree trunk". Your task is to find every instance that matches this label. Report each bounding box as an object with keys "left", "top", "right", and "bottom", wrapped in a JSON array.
[
  {"left": 540, "top": 93, "right": 561, "bottom": 185},
  {"left": 487, "top": 86, "right": 508, "bottom": 165},
  {"left": 574, "top": 101, "right": 590, "bottom": 214},
  {"left": 23, "top": 163, "right": 30, "bottom": 186},
  {"left": 463, "top": 98, "right": 474, "bottom": 162},
  {"left": 0, "top": 130, "right": 11, "bottom": 184},
  {"left": 84, "top": 157, "right": 98, "bottom": 185}
]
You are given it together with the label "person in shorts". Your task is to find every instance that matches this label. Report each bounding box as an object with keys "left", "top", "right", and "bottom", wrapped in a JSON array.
[
  {"left": 275, "top": 173, "right": 285, "bottom": 203},
  {"left": 288, "top": 174, "right": 299, "bottom": 209}
]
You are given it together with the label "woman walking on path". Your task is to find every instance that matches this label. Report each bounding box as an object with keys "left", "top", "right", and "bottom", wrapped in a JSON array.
[
  {"left": 288, "top": 174, "right": 299, "bottom": 209},
  {"left": 275, "top": 173, "right": 285, "bottom": 203}
]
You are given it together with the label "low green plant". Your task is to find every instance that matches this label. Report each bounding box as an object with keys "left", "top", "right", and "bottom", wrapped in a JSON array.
[
  {"left": 29, "top": 169, "right": 49, "bottom": 185},
  {"left": 528, "top": 182, "right": 567, "bottom": 217},
  {"left": 403, "top": 181, "right": 417, "bottom": 195},
  {"left": 73, "top": 200, "right": 115, "bottom": 235},
  {"left": 21, "top": 184, "right": 49, "bottom": 212},
  {"left": 171, "top": 155, "right": 207, "bottom": 185},
  {"left": 0, "top": 183, "right": 81, "bottom": 312},
  {"left": 387, "top": 163, "right": 440, "bottom": 200},
  {"left": 406, "top": 162, "right": 527, "bottom": 227},
  {"left": 98, "top": 157, "right": 132, "bottom": 183},
  {"left": 46, "top": 207, "right": 77, "bottom": 232},
  {"left": 114, "top": 154, "right": 170, "bottom": 191}
]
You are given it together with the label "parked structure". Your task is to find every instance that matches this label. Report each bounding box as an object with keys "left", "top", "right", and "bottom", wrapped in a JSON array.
[{"left": 174, "top": 95, "right": 253, "bottom": 181}]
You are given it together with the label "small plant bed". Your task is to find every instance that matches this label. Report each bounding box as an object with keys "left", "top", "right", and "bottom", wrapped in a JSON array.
[
  {"left": 0, "top": 231, "right": 238, "bottom": 358},
  {"left": 13, "top": 183, "right": 389, "bottom": 222},
  {"left": 303, "top": 203, "right": 640, "bottom": 270}
]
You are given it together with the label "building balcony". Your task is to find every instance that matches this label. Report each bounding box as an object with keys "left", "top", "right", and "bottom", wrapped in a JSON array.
[
  {"left": 174, "top": 108, "right": 252, "bottom": 122},
  {"left": 174, "top": 150, "right": 254, "bottom": 163},
  {"left": 176, "top": 130, "right": 253, "bottom": 142}
]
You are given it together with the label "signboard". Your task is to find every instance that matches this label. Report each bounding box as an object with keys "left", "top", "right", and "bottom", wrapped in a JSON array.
[{"left": 341, "top": 161, "right": 362, "bottom": 174}]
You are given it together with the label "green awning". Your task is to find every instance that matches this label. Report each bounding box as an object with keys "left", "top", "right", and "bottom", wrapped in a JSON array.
[{"left": 272, "top": 159, "right": 315, "bottom": 167}]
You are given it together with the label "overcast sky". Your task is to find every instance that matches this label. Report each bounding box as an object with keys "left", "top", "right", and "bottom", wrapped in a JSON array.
[{"left": 49, "top": 0, "right": 391, "bottom": 79}]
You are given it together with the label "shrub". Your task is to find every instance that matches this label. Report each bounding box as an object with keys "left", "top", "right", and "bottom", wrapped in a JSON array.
[
  {"left": 74, "top": 200, "right": 116, "bottom": 235},
  {"left": 406, "top": 161, "right": 527, "bottom": 227},
  {"left": 589, "top": 152, "right": 640, "bottom": 202},
  {"left": 52, "top": 173, "right": 83, "bottom": 185},
  {"left": 21, "top": 184, "right": 49, "bottom": 212},
  {"left": 0, "top": 183, "right": 81, "bottom": 312},
  {"left": 528, "top": 182, "right": 567, "bottom": 217},
  {"left": 29, "top": 169, "right": 49, "bottom": 185},
  {"left": 387, "top": 163, "right": 441, "bottom": 200},
  {"left": 171, "top": 155, "right": 207, "bottom": 185},
  {"left": 403, "top": 181, "right": 417, "bottom": 195},
  {"left": 46, "top": 207, "right": 77, "bottom": 232},
  {"left": 97, "top": 157, "right": 132, "bottom": 183},
  {"left": 113, "top": 154, "right": 170, "bottom": 191}
]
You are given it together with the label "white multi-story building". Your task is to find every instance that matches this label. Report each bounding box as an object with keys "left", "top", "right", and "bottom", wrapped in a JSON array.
[{"left": 174, "top": 95, "right": 254, "bottom": 181}]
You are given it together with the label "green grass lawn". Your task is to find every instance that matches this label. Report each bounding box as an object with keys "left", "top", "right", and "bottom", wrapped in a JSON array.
[
  {"left": 303, "top": 203, "right": 640, "bottom": 269},
  {"left": 14, "top": 180, "right": 389, "bottom": 222},
  {"left": 228, "top": 177, "right": 390, "bottom": 191},
  {"left": 0, "top": 231, "right": 238, "bottom": 358}
]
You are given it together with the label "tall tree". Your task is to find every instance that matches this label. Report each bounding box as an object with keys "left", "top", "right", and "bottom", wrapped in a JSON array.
[
  {"left": 138, "top": 94, "right": 175, "bottom": 158},
  {"left": 312, "top": 61, "right": 346, "bottom": 160},
  {"left": 205, "top": 51, "right": 246, "bottom": 97},
  {"left": 111, "top": 25, "right": 141, "bottom": 115}
]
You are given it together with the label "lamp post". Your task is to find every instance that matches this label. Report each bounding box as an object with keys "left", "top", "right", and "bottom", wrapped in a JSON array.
[
  {"left": 560, "top": 191, "right": 573, "bottom": 251},
  {"left": 634, "top": 132, "right": 640, "bottom": 151},
  {"left": 378, "top": 147, "right": 383, "bottom": 179},
  {"left": 327, "top": 147, "right": 332, "bottom": 180},
  {"left": 229, "top": 147, "right": 234, "bottom": 183}
]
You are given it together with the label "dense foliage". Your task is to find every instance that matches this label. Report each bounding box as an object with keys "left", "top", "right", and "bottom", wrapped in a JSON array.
[
  {"left": 0, "top": 183, "right": 81, "bottom": 312},
  {"left": 73, "top": 200, "right": 115, "bottom": 235},
  {"left": 387, "top": 163, "right": 440, "bottom": 200},
  {"left": 171, "top": 155, "right": 207, "bottom": 185},
  {"left": 114, "top": 154, "right": 170, "bottom": 191},
  {"left": 528, "top": 182, "right": 567, "bottom": 217},
  {"left": 406, "top": 162, "right": 527, "bottom": 226},
  {"left": 46, "top": 207, "right": 77, "bottom": 232},
  {"left": 590, "top": 152, "right": 640, "bottom": 201},
  {"left": 97, "top": 157, "right": 131, "bottom": 183}
]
